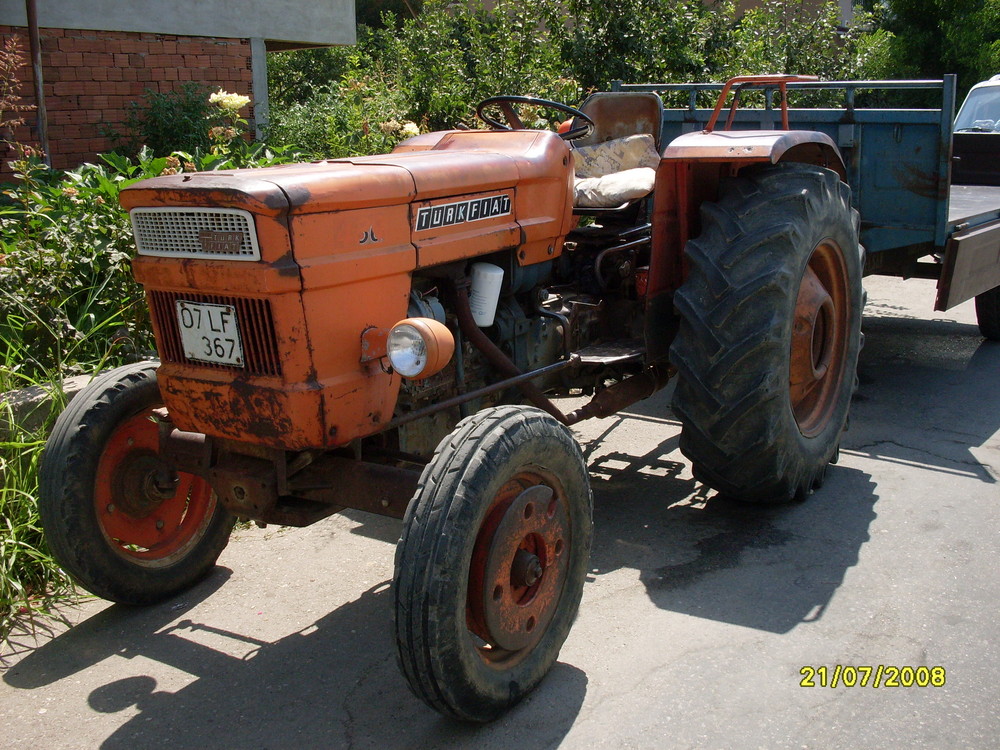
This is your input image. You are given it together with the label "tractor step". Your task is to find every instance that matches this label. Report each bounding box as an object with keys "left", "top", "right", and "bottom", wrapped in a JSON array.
[{"left": 576, "top": 339, "right": 645, "bottom": 365}]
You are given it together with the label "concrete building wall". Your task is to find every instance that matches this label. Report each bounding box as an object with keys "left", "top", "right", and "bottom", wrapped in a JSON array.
[{"left": 0, "top": 0, "right": 355, "bottom": 47}]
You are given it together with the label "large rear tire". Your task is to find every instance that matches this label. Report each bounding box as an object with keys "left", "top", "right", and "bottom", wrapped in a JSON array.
[
  {"left": 670, "top": 163, "right": 863, "bottom": 503},
  {"left": 394, "top": 406, "right": 592, "bottom": 722},
  {"left": 39, "top": 362, "right": 234, "bottom": 604}
]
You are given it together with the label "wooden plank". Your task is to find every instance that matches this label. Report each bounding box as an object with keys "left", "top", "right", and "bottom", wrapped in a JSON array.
[{"left": 936, "top": 218, "right": 1000, "bottom": 310}]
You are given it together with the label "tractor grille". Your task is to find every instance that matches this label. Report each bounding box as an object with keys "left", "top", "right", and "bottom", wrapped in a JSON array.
[
  {"left": 131, "top": 208, "right": 260, "bottom": 261},
  {"left": 149, "top": 291, "right": 282, "bottom": 377}
]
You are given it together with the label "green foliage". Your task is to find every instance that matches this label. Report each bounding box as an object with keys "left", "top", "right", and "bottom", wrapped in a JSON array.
[
  {"left": 266, "top": 46, "right": 354, "bottom": 107},
  {"left": 0, "top": 151, "right": 151, "bottom": 385},
  {"left": 355, "top": 0, "right": 423, "bottom": 28},
  {"left": 722, "top": 1, "right": 878, "bottom": 80},
  {"left": 267, "top": 0, "right": 582, "bottom": 151},
  {"left": 557, "top": 0, "right": 733, "bottom": 91},
  {"left": 0, "top": 402, "right": 75, "bottom": 646},
  {"left": 267, "top": 1, "right": 896, "bottom": 156},
  {"left": 865, "top": 0, "right": 1000, "bottom": 98},
  {"left": 114, "top": 83, "right": 217, "bottom": 156}
]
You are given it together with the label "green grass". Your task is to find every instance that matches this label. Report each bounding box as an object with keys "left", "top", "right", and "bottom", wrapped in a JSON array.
[{"left": 0, "top": 398, "right": 76, "bottom": 646}]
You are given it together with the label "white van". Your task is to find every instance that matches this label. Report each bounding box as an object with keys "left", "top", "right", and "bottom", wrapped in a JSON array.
[{"left": 953, "top": 75, "right": 1000, "bottom": 185}]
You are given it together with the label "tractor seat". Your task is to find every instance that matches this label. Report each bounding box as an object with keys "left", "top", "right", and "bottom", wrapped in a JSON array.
[{"left": 571, "top": 133, "right": 660, "bottom": 209}]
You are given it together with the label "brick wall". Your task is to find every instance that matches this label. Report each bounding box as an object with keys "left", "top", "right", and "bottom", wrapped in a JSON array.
[{"left": 1, "top": 26, "right": 253, "bottom": 175}]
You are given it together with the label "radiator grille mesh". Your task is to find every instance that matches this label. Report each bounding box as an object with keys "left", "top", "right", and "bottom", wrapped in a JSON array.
[{"left": 131, "top": 208, "right": 260, "bottom": 260}]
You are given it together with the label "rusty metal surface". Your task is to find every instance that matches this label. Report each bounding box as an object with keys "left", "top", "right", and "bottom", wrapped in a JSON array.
[
  {"left": 287, "top": 456, "right": 420, "bottom": 519},
  {"left": 120, "top": 173, "right": 292, "bottom": 216},
  {"left": 662, "top": 129, "right": 842, "bottom": 173},
  {"left": 575, "top": 340, "right": 645, "bottom": 366},
  {"left": 789, "top": 240, "right": 850, "bottom": 438},
  {"left": 704, "top": 75, "right": 818, "bottom": 133},
  {"left": 360, "top": 326, "right": 389, "bottom": 363},
  {"left": 477, "top": 484, "right": 568, "bottom": 652},
  {"left": 208, "top": 452, "right": 281, "bottom": 519},
  {"left": 385, "top": 358, "right": 576, "bottom": 431},
  {"left": 467, "top": 473, "right": 572, "bottom": 662},
  {"left": 565, "top": 364, "right": 673, "bottom": 424}
]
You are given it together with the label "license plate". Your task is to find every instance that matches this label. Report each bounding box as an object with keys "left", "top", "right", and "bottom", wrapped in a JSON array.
[{"left": 176, "top": 300, "right": 244, "bottom": 367}]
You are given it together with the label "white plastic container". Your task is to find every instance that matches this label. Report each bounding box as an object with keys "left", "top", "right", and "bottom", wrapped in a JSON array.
[{"left": 469, "top": 262, "right": 504, "bottom": 327}]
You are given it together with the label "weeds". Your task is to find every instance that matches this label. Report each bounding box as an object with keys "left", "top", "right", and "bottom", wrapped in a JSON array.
[{"left": 0, "top": 395, "right": 75, "bottom": 647}]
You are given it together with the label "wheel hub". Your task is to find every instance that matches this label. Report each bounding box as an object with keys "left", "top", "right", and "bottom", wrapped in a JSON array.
[
  {"left": 113, "top": 453, "right": 179, "bottom": 517},
  {"left": 789, "top": 239, "right": 850, "bottom": 437},
  {"left": 95, "top": 409, "right": 215, "bottom": 560},
  {"left": 470, "top": 482, "right": 570, "bottom": 653}
]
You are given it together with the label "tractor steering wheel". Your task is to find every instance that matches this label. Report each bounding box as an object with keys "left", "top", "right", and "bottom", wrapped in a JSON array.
[{"left": 475, "top": 96, "right": 595, "bottom": 141}]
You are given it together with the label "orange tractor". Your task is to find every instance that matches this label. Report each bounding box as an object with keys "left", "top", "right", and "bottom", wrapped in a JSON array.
[{"left": 40, "top": 77, "right": 864, "bottom": 720}]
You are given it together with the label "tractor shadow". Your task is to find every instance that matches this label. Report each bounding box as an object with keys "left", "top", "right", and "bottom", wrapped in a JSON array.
[
  {"left": 576, "top": 305, "right": 999, "bottom": 634},
  {"left": 3, "top": 566, "right": 586, "bottom": 750},
  {"left": 577, "top": 395, "right": 879, "bottom": 635}
]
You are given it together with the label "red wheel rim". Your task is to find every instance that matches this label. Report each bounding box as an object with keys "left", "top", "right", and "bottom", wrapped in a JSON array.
[
  {"left": 467, "top": 469, "right": 571, "bottom": 666},
  {"left": 790, "top": 238, "right": 850, "bottom": 437},
  {"left": 94, "top": 408, "right": 217, "bottom": 565}
]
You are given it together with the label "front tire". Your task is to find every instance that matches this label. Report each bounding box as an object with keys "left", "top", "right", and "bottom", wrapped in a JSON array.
[
  {"left": 670, "top": 163, "right": 863, "bottom": 503},
  {"left": 394, "top": 406, "right": 592, "bottom": 722},
  {"left": 39, "top": 362, "right": 234, "bottom": 604}
]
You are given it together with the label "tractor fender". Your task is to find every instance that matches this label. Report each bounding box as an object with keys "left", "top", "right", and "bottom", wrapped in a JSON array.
[{"left": 661, "top": 129, "right": 846, "bottom": 181}]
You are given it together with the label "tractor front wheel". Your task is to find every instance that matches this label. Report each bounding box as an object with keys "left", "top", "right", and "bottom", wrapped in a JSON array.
[
  {"left": 394, "top": 406, "right": 592, "bottom": 722},
  {"left": 670, "top": 162, "right": 864, "bottom": 503},
  {"left": 39, "top": 362, "right": 234, "bottom": 604}
]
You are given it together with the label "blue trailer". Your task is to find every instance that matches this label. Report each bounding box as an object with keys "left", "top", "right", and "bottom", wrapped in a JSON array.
[{"left": 614, "top": 75, "right": 1000, "bottom": 331}]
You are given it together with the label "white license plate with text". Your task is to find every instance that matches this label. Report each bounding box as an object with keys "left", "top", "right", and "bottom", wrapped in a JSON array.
[{"left": 176, "top": 300, "right": 244, "bottom": 367}]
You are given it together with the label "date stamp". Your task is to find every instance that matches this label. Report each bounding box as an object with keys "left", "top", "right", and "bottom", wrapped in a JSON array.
[{"left": 799, "top": 665, "right": 946, "bottom": 688}]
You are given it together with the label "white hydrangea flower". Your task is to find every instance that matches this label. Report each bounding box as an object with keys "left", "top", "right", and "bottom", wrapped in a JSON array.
[
  {"left": 401, "top": 121, "right": 420, "bottom": 138},
  {"left": 209, "top": 89, "right": 251, "bottom": 112}
]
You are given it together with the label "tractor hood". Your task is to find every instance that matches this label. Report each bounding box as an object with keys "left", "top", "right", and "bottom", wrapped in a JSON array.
[{"left": 119, "top": 129, "right": 573, "bottom": 218}]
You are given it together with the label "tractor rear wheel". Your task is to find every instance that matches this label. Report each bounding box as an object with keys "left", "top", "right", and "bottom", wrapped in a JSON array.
[
  {"left": 394, "top": 406, "right": 592, "bottom": 722},
  {"left": 39, "top": 362, "right": 234, "bottom": 604},
  {"left": 670, "top": 162, "right": 864, "bottom": 503}
]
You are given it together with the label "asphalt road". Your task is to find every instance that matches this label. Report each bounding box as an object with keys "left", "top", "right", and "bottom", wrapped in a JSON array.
[{"left": 2, "top": 275, "right": 998, "bottom": 749}]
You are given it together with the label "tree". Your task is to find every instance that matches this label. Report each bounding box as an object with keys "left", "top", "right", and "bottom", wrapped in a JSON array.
[{"left": 865, "top": 0, "right": 1000, "bottom": 95}]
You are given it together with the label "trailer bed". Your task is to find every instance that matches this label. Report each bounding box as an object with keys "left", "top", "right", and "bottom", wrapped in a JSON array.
[{"left": 949, "top": 185, "right": 1000, "bottom": 226}]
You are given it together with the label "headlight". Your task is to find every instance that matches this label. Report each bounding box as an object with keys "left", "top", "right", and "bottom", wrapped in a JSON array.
[{"left": 386, "top": 317, "right": 455, "bottom": 380}]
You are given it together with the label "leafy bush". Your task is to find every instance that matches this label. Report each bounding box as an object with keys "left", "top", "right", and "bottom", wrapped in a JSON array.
[
  {"left": 556, "top": 0, "right": 734, "bottom": 91},
  {"left": 113, "top": 83, "right": 217, "bottom": 156},
  {"left": 267, "top": 0, "right": 582, "bottom": 153},
  {"left": 0, "top": 151, "right": 149, "bottom": 387},
  {"left": 266, "top": 0, "right": 894, "bottom": 156}
]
